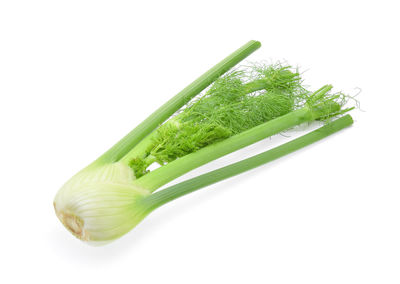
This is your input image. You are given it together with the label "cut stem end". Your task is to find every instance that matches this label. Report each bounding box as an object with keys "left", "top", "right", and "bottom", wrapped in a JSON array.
[{"left": 54, "top": 203, "right": 89, "bottom": 241}]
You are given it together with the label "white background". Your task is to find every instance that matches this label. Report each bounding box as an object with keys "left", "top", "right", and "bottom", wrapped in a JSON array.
[{"left": 1, "top": 0, "right": 399, "bottom": 283}]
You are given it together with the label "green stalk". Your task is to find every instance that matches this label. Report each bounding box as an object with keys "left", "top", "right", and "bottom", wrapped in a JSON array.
[
  {"left": 133, "top": 99, "right": 338, "bottom": 192},
  {"left": 119, "top": 131, "right": 155, "bottom": 163},
  {"left": 142, "top": 115, "right": 353, "bottom": 211},
  {"left": 243, "top": 78, "right": 272, "bottom": 93},
  {"left": 92, "top": 40, "right": 261, "bottom": 165}
]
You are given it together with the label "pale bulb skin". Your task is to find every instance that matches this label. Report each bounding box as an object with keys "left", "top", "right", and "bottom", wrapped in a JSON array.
[{"left": 54, "top": 162, "right": 151, "bottom": 245}]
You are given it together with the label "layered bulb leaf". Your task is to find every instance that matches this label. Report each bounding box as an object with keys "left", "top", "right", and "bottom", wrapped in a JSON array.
[{"left": 53, "top": 162, "right": 151, "bottom": 245}]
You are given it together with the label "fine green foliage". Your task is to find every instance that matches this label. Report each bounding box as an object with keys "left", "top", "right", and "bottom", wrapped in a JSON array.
[
  {"left": 129, "top": 64, "right": 307, "bottom": 177},
  {"left": 306, "top": 85, "right": 354, "bottom": 120}
]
